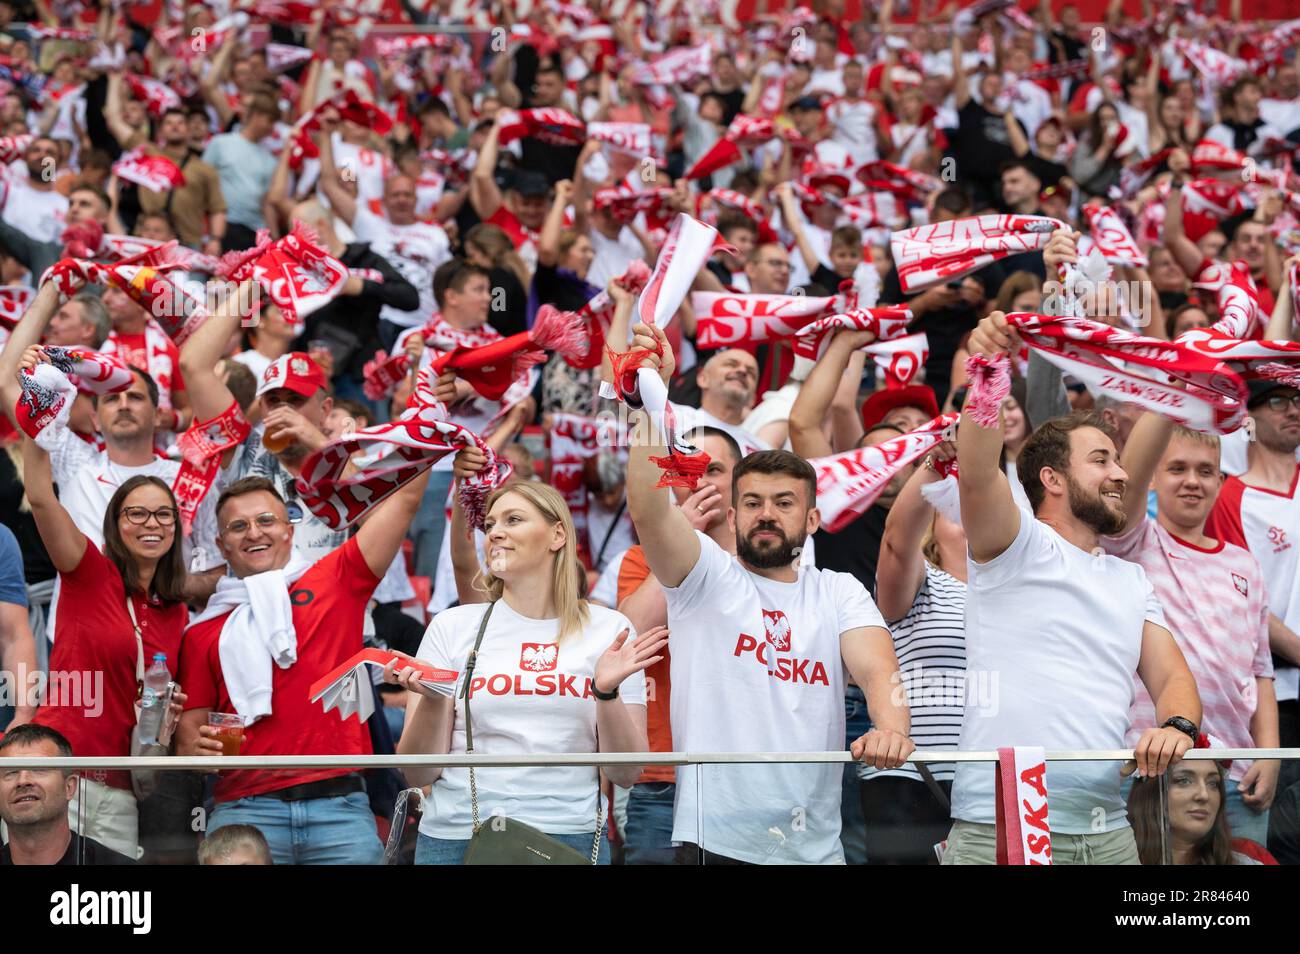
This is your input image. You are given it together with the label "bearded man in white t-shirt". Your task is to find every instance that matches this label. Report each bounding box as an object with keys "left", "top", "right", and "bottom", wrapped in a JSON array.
[
  {"left": 946, "top": 311, "right": 1201, "bottom": 865},
  {"left": 625, "top": 321, "right": 913, "bottom": 865}
]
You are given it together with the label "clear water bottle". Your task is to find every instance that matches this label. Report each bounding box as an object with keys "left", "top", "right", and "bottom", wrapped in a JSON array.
[{"left": 137, "top": 653, "right": 171, "bottom": 746}]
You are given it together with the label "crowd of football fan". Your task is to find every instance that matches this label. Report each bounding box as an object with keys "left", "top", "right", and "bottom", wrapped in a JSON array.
[{"left": 0, "top": 0, "right": 1299, "bottom": 866}]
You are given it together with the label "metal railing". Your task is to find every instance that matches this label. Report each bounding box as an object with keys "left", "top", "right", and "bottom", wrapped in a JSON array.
[{"left": 5, "top": 748, "right": 1299, "bottom": 770}]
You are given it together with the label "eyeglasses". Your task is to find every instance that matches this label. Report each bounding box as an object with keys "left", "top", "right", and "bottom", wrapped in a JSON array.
[
  {"left": 221, "top": 512, "right": 286, "bottom": 537},
  {"left": 1265, "top": 394, "right": 1300, "bottom": 412},
  {"left": 119, "top": 506, "right": 177, "bottom": 526}
]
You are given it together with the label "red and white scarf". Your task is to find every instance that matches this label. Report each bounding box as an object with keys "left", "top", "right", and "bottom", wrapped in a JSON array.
[
  {"left": 684, "top": 114, "right": 778, "bottom": 181},
  {"left": 1081, "top": 204, "right": 1146, "bottom": 267},
  {"left": 891, "top": 215, "right": 1063, "bottom": 294},
  {"left": 495, "top": 108, "right": 587, "bottom": 147},
  {"left": 551, "top": 259, "right": 652, "bottom": 370},
  {"left": 995, "top": 746, "right": 1052, "bottom": 865},
  {"left": 587, "top": 121, "right": 651, "bottom": 157},
  {"left": 101, "top": 319, "right": 178, "bottom": 410},
  {"left": 173, "top": 401, "right": 251, "bottom": 534},
  {"left": 605, "top": 214, "right": 732, "bottom": 487},
  {"left": 112, "top": 149, "right": 186, "bottom": 194},
  {"left": 216, "top": 223, "right": 349, "bottom": 324},
  {"left": 0, "top": 285, "right": 34, "bottom": 331},
  {"left": 791, "top": 307, "right": 914, "bottom": 361},
  {"left": 626, "top": 42, "right": 712, "bottom": 86},
  {"left": 296, "top": 371, "right": 511, "bottom": 532},
  {"left": 548, "top": 413, "right": 619, "bottom": 563},
  {"left": 856, "top": 160, "right": 943, "bottom": 204},
  {"left": 363, "top": 316, "right": 503, "bottom": 401},
  {"left": 15, "top": 348, "right": 132, "bottom": 449},
  {"left": 125, "top": 74, "right": 182, "bottom": 118},
  {"left": 428, "top": 306, "right": 586, "bottom": 402},
  {"left": 692, "top": 291, "right": 843, "bottom": 350},
  {"left": 970, "top": 313, "right": 1249, "bottom": 434},
  {"left": 1175, "top": 264, "right": 1300, "bottom": 388},
  {"left": 811, "top": 412, "right": 958, "bottom": 532},
  {"left": 1174, "top": 38, "right": 1249, "bottom": 86}
]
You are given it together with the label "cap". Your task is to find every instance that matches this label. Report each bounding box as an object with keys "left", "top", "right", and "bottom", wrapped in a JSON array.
[
  {"left": 1247, "top": 378, "right": 1297, "bottom": 408},
  {"left": 790, "top": 95, "right": 824, "bottom": 112},
  {"left": 256, "top": 352, "right": 328, "bottom": 398},
  {"left": 860, "top": 384, "right": 940, "bottom": 431},
  {"left": 511, "top": 169, "right": 552, "bottom": 197}
]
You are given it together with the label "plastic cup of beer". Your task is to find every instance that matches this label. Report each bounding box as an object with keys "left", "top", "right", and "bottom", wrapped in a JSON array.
[
  {"left": 261, "top": 424, "right": 292, "bottom": 453},
  {"left": 208, "top": 712, "right": 247, "bottom": 757}
]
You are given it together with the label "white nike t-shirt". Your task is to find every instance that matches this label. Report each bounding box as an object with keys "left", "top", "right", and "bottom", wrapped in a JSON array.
[
  {"left": 953, "top": 512, "right": 1167, "bottom": 834},
  {"left": 662, "top": 531, "right": 887, "bottom": 864},
  {"left": 351, "top": 208, "right": 450, "bottom": 329},
  {"left": 416, "top": 599, "right": 646, "bottom": 838}
]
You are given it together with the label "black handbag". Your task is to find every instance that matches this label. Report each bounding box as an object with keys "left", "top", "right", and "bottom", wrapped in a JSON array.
[{"left": 459, "top": 601, "right": 603, "bottom": 865}]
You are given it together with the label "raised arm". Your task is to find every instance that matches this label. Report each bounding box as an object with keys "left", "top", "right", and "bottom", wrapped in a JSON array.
[
  {"left": 536, "top": 179, "right": 573, "bottom": 269},
  {"left": 178, "top": 280, "right": 252, "bottom": 448},
  {"left": 1161, "top": 149, "right": 1206, "bottom": 279},
  {"left": 0, "top": 282, "right": 62, "bottom": 426},
  {"left": 20, "top": 432, "right": 88, "bottom": 574},
  {"left": 354, "top": 469, "right": 432, "bottom": 579},
  {"left": 775, "top": 183, "right": 823, "bottom": 274},
  {"left": 1004, "top": 108, "right": 1031, "bottom": 157},
  {"left": 1114, "top": 410, "right": 1175, "bottom": 534},
  {"left": 958, "top": 312, "right": 1024, "bottom": 562},
  {"left": 1264, "top": 255, "right": 1298, "bottom": 341},
  {"left": 951, "top": 33, "right": 971, "bottom": 109},
  {"left": 314, "top": 113, "right": 358, "bottom": 227},
  {"left": 623, "top": 322, "right": 702, "bottom": 588},
  {"left": 469, "top": 118, "right": 505, "bottom": 221},
  {"left": 788, "top": 329, "right": 874, "bottom": 459},
  {"left": 199, "top": 36, "right": 239, "bottom": 129},
  {"left": 876, "top": 443, "right": 953, "bottom": 620}
]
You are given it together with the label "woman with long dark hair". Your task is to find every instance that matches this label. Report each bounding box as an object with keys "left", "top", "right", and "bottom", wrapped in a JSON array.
[
  {"left": 389, "top": 464, "right": 664, "bottom": 865},
  {"left": 20, "top": 367, "right": 189, "bottom": 858},
  {"left": 1128, "top": 759, "right": 1276, "bottom": 865}
]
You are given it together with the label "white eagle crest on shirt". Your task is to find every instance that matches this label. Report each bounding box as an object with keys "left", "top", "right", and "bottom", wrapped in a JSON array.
[
  {"left": 762, "top": 609, "right": 791, "bottom": 651},
  {"left": 520, "top": 642, "right": 558, "bottom": 672}
]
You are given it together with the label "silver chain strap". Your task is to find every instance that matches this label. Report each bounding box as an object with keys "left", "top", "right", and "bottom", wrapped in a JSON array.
[{"left": 467, "top": 765, "right": 604, "bottom": 864}]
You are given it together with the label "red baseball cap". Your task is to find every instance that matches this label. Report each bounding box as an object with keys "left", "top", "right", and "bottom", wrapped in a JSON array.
[
  {"left": 860, "top": 384, "right": 940, "bottom": 431},
  {"left": 256, "top": 352, "right": 328, "bottom": 398}
]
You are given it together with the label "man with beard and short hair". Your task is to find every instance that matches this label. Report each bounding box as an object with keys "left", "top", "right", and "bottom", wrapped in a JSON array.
[
  {"left": 138, "top": 108, "right": 227, "bottom": 255},
  {"left": 946, "top": 311, "right": 1200, "bottom": 865},
  {"left": 1207, "top": 381, "right": 1300, "bottom": 851},
  {"left": 0, "top": 135, "right": 68, "bottom": 243},
  {"left": 0, "top": 724, "right": 134, "bottom": 865},
  {"left": 625, "top": 321, "right": 912, "bottom": 865}
]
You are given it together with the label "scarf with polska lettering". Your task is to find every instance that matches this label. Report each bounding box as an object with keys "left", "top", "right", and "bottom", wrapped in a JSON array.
[
  {"left": 995, "top": 746, "right": 1052, "bottom": 865},
  {"left": 891, "top": 215, "right": 1064, "bottom": 294},
  {"left": 173, "top": 400, "right": 251, "bottom": 534},
  {"left": 603, "top": 214, "right": 734, "bottom": 487},
  {"left": 495, "top": 107, "right": 587, "bottom": 147},
  {"left": 811, "top": 412, "right": 958, "bottom": 532},
  {"left": 989, "top": 313, "right": 1249, "bottom": 434},
  {"left": 587, "top": 121, "right": 651, "bottom": 157},
  {"left": 15, "top": 348, "right": 132, "bottom": 449},
  {"left": 296, "top": 370, "right": 511, "bottom": 532},
  {"left": 692, "top": 291, "right": 843, "bottom": 350},
  {"left": 1082, "top": 204, "right": 1147, "bottom": 267},
  {"left": 216, "top": 222, "right": 349, "bottom": 324}
]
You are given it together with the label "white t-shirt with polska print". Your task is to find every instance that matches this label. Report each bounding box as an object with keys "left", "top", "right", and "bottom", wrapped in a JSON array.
[
  {"left": 662, "top": 531, "right": 887, "bottom": 864},
  {"left": 416, "top": 599, "right": 646, "bottom": 839}
]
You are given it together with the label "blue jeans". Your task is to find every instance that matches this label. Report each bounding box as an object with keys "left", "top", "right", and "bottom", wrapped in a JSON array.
[
  {"left": 624, "top": 782, "right": 677, "bottom": 865},
  {"left": 415, "top": 830, "right": 611, "bottom": 865},
  {"left": 411, "top": 469, "right": 455, "bottom": 582},
  {"left": 1224, "top": 777, "right": 1270, "bottom": 846},
  {"left": 842, "top": 685, "right": 871, "bottom": 865},
  {"left": 208, "top": 791, "right": 384, "bottom": 865}
]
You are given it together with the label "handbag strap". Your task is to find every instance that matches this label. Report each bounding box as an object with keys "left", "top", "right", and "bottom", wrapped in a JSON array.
[{"left": 460, "top": 600, "right": 605, "bottom": 862}]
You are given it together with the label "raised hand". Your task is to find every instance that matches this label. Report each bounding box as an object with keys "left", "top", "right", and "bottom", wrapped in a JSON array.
[{"left": 593, "top": 625, "right": 670, "bottom": 696}]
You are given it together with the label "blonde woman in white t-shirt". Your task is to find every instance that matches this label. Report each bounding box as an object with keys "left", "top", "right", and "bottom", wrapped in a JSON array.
[{"left": 387, "top": 460, "right": 666, "bottom": 865}]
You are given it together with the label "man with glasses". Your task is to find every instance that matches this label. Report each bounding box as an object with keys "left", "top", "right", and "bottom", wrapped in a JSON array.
[
  {"left": 1208, "top": 381, "right": 1300, "bottom": 853},
  {"left": 175, "top": 471, "right": 428, "bottom": 865}
]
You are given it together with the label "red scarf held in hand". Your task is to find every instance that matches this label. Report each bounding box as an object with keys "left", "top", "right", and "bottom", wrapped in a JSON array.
[
  {"left": 296, "top": 370, "right": 511, "bottom": 532},
  {"left": 495, "top": 108, "right": 586, "bottom": 147},
  {"left": 216, "top": 222, "right": 349, "bottom": 325},
  {"left": 15, "top": 348, "right": 132, "bottom": 445},
  {"left": 429, "top": 305, "right": 587, "bottom": 401},
  {"left": 811, "top": 412, "right": 958, "bottom": 532}
]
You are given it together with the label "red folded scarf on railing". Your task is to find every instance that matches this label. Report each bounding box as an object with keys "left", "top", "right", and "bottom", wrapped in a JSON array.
[
  {"left": 811, "top": 412, "right": 959, "bottom": 532},
  {"left": 296, "top": 371, "right": 511, "bottom": 531}
]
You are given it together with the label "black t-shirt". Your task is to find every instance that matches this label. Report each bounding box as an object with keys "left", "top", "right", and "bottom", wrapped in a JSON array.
[
  {"left": 531, "top": 262, "right": 598, "bottom": 312},
  {"left": 1023, "top": 153, "right": 1068, "bottom": 190},
  {"left": 954, "top": 100, "right": 1020, "bottom": 195},
  {"left": 1, "top": 831, "right": 136, "bottom": 865},
  {"left": 718, "top": 88, "right": 746, "bottom": 126},
  {"left": 520, "top": 138, "right": 583, "bottom": 186},
  {"left": 487, "top": 265, "right": 528, "bottom": 338},
  {"left": 0, "top": 448, "right": 53, "bottom": 584},
  {"left": 813, "top": 504, "right": 889, "bottom": 597}
]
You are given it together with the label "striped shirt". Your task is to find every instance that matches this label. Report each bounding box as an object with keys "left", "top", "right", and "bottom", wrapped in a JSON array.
[
  {"left": 1103, "top": 518, "right": 1272, "bottom": 782},
  {"left": 860, "top": 564, "right": 967, "bottom": 783}
]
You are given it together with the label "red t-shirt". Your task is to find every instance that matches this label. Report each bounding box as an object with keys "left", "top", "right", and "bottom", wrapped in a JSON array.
[
  {"left": 178, "top": 538, "right": 382, "bottom": 803},
  {"left": 616, "top": 546, "right": 674, "bottom": 785},
  {"left": 34, "top": 541, "right": 188, "bottom": 791}
]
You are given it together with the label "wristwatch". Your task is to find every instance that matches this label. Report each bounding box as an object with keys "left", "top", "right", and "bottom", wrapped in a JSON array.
[
  {"left": 591, "top": 682, "right": 619, "bottom": 701},
  {"left": 1161, "top": 716, "right": 1198, "bottom": 743}
]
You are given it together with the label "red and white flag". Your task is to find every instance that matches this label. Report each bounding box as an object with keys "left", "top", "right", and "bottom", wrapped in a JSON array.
[
  {"left": 812, "top": 412, "right": 958, "bottom": 532},
  {"left": 891, "top": 215, "right": 1063, "bottom": 294}
]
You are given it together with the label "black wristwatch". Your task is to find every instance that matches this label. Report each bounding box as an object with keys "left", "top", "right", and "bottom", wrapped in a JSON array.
[
  {"left": 591, "top": 681, "right": 619, "bottom": 701},
  {"left": 1161, "top": 716, "right": 1199, "bottom": 743}
]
